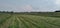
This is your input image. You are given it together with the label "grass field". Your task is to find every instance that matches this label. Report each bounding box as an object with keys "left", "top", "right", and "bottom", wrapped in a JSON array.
[{"left": 0, "top": 12, "right": 60, "bottom": 28}]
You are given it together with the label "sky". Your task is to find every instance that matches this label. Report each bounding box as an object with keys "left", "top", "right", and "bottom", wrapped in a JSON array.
[{"left": 0, "top": 0, "right": 60, "bottom": 12}]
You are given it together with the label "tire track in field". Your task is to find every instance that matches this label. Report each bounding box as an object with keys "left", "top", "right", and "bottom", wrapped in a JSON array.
[
  {"left": 0, "top": 14, "right": 14, "bottom": 28},
  {"left": 0, "top": 16, "right": 13, "bottom": 28},
  {"left": 0, "top": 14, "right": 12, "bottom": 25},
  {"left": 20, "top": 16, "right": 40, "bottom": 24},
  {"left": 19, "top": 16, "right": 41, "bottom": 28},
  {"left": 35, "top": 16, "right": 60, "bottom": 27},
  {"left": 18, "top": 16, "right": 40, "bottom": 28},
  {"left": 30, "top": 16, "right": 60, "bottom": 28},
  {"left": 20, "top": 16, "right": 46, "bottom": 28},
  {"left": 8, "top": 15, "right": 20, "bottom": 28},
  {"left": 24, "top": 15, "right": 60, "bottom": 27},
  {"left": 17, "top": 17, "right": 35, "bottom": 28},
  {"left": 40, "top": 18, "right": 60, "bottom": 27},
  {"left": 20, "top": 15, "right": 60, "bottom": 28},
  {"left": 20, "top": 16, "right": 39, "bottom": 23},
  {"left": 16, "top": 16, "right": 29, "bottom": 28},
  {"left": 16, "top": 16, "right": 37, "bottom": 28},
  {"left": 15, "top": 17, "right": 22, "bottom": 28}
]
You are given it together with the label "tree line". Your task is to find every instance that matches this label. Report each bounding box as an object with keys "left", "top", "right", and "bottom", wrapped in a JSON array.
[{"left": 0, "top": 11, "right": 14, "bottom": 13}]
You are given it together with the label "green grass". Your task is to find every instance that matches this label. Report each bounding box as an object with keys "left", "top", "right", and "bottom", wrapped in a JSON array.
[{"left": 0, "top": 13, "right": 60, "bottom": 28}]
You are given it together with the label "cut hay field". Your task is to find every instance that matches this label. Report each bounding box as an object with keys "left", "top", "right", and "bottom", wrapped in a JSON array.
[{"left": 0, "top": 13, "right": 60, "bottom": 28}]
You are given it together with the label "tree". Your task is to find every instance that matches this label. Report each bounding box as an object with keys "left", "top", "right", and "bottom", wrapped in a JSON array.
[{"left": 55, "top": 10, "right": 60, "bottom": 12}]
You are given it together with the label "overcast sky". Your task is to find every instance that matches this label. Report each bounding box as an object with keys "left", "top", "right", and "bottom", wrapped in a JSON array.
[{"left": 0, "top": 0, "right": 60, "bottom": 12}]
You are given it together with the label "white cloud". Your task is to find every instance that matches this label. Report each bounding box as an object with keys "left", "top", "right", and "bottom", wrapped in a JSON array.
[
  {"left": 21, "top": 5, "right": 33, "bottom": 12},
  {"left": 55, "top": 0, "right": 60, "bottom": 5},
  {"left": 0, "top": 4, "right": 33, "bottom": 12}
]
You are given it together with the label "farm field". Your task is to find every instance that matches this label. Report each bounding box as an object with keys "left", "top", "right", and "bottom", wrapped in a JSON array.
[{"left": 0, "top": 13, "right": 60, "bottom": 28}]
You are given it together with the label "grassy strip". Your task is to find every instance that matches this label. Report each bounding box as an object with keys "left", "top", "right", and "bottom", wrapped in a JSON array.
[
  {"left": 19, "top": 15, "right": 60, "bottom": 28},
  {"left": 18, "top": 17, "right": 29, "bottom": 28},
  {"left": 0, "top": 14, "right": 12, "bottom": 25},
  {"left": 19, "top": 16, "right": 41, "bottom": 28},
  {"left": 41, "top": 18, "right": 60, "bottom": 27},
  {"left": 20, "top": 16, "right": 47, "bottom": 28},
  {"left": 0, "top": 17, "right": 13, "bottom": 28},
  {"left": 8, "top": 19, "right": 19, "bottom": 28}
]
